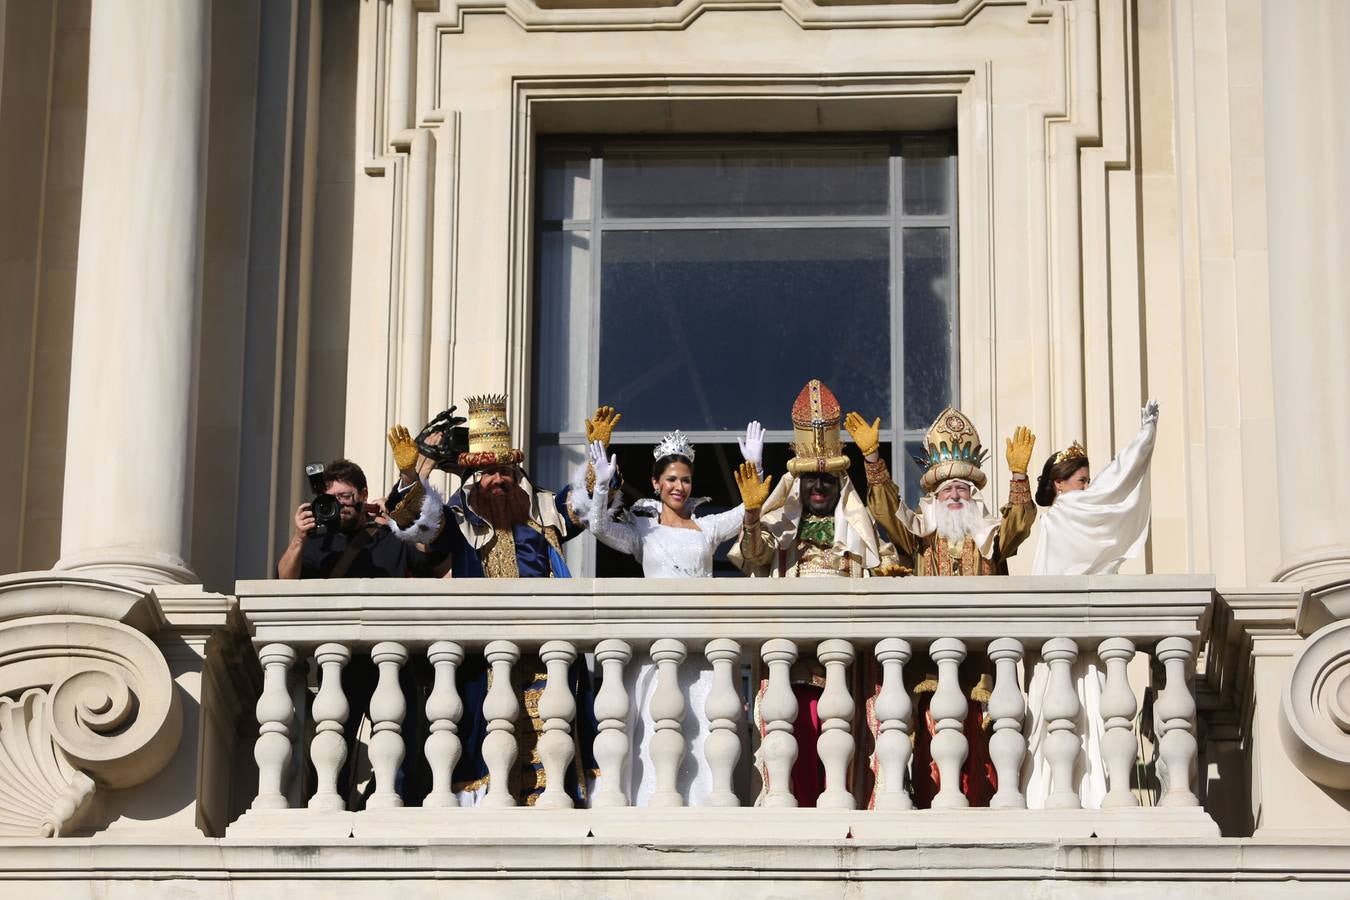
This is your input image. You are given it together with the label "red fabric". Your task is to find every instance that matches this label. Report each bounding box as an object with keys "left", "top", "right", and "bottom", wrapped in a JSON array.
[
  {"left": 790, "top": 683, "right": 824, "bottom": 807},
  {"left": 911, "top": 692, "right": 996, "bottom": 808}
]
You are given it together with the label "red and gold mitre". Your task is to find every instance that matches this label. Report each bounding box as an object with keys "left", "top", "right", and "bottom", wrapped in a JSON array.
[
  {"left": 916, "top": 406, "right": 989, "bottom": 492},
  {"left": 786, "top": 379, "right": 851, "bottom": 475},
  {"left": 457, "top": 394, "right": 525, "bottom": 469}
]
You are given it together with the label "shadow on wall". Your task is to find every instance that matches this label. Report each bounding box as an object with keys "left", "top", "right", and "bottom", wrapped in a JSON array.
[{"left": 191, "top": 0, "right": 359, "bottom": 591}]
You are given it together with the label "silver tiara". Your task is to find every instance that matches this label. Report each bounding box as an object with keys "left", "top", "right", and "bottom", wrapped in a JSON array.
[{"left": 652, "top": 430, "right": 695, "bottom": 462}]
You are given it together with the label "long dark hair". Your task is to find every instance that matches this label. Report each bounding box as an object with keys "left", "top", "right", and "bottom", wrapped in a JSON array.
[{"left": 1035, "top": 453, "right": 1089, "bottom": 507}]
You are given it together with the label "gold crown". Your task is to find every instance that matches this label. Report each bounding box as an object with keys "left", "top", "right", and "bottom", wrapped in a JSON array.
[
  {"left": 1054, "top": 441, "right": 1087, "bottom": 466},
  {"left": 915, "top": 406, "right": 989, "bottom": 493},
  {"left": 459, "top": 394, "right": 523, "bottom": 467},
  {"left": 786, "top": 379, "right": 850, "bottom": 475}
]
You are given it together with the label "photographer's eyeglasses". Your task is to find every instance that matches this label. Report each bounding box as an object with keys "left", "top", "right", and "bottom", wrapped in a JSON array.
[{"left": 331, "top": 491, "right": 358, "bottom": 504}]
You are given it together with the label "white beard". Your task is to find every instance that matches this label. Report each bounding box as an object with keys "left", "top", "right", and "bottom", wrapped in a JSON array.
[{"left": 932, "top": 500, "right": 986, "bottom": 544}]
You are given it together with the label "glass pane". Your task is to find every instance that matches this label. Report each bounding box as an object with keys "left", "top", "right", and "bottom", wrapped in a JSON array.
[
  {"left": 599, "top": 228, "right": 891, "bottom": 431},
  {"left": 901, "top": 137, "right": 952, "bottom": 216},
  {"left": 902, "top": 227, "right": 955, "bottom": 429},
  {"left": 902, "top": 440, "right": 927, "bottom": 503},
  {"left": 602, "top": 147, "right": 889, "bottom": 218},
  {"left": 534, "top": 229, "right": 592, "bottom": 433},
  {"left": 539, "top": 152, "right": 591, "bottom": 221}
]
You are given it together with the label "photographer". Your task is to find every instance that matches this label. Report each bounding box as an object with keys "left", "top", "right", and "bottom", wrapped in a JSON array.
[{"left": 277, "top": 459, "right": 423, "bottom": 579}]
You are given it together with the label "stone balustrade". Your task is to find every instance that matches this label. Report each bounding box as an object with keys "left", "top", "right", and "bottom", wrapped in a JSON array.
[{"left": 229, "top": 575, "right": 1220, "bottom": 840}]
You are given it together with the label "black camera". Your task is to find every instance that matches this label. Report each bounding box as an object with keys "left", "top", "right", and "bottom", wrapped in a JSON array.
[
  {"left": 305, "top": 463, "right": 342, "bottom": 537},
  {"left": 416, "top": 406, "right": 471, "bottom": 471}
]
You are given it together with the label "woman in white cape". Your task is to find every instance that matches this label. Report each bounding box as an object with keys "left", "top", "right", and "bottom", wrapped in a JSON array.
[
  {"left": 585, "top": 423, "right": 763, "bottom": 806},
  {"left": 1024, "top": 400, "right": 1159, "bottom": 809}
]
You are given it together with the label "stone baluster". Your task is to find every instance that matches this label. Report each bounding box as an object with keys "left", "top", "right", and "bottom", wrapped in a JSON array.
[
  {"left": 252, "top": 643, "right": 297, "bottom": 810},
  {"left": 929, "top": 638, "right": 969, "bottom": 809},
  {"left": 481, "top": 640, "right": 521, "bottom": 808},
  {"left": 592, "top": 640, "right": 633, "bottom": 807},
  {"left": 649, "top": 639, "right": 688, "bottom": 807},
  {"left": 704, "top": 639, "right": 744, "bottom": 807},
  {"left": 1097, "top": 637, "right": 1139, "bottom": 808},
  {"left": 760, "top": 639, "right": 800, "bottom": 807},
  {"left": 367, "top": 642, "right": 409, "bottom": 809},
  {"left": 987, "top": 638, "right": 1027, "bottom": 809},
  {"left": 537, "top": 640, "right": 579, "bottom": 809},
  {"left": 308, "top": 643, "right": 351, "bottom": 811},
  {"left": 872, "top": 639, "right": 913, "bottom": 810},
  {"left": 1155, "top": 637, "right": 1200, "bottom": 807},
  {"left": 1042, "top": 637, "right": 1082, "bottom": 809},
  {"left": 816, "top": 640, "right": 856, "bottom": 810},
  {"left": 424, "top": 641, "right": 465, "bottom": 808}
]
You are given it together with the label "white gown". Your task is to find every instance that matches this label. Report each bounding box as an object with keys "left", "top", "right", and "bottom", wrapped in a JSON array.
[
  {"left": 588, "top": 482, "right": 746, "bottom": 806},
  {"left": 1025, "top": 415, "right": 1157, "bottom": 809}
]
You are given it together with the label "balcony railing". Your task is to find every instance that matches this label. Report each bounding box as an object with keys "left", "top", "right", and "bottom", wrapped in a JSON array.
[{"left": 228, "top": 575, "right": 1219, "bottom": 840}]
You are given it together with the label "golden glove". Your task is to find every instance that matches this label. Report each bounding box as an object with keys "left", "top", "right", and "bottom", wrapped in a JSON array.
[
  {"left": 387, "top": 424, "right": 419, "bottom": 473},
  {"left": 585, "top": 406, "right": 622, "bottom": 445},
  {"left": 734, "top": 461, "right": 773, "bottom": 511},
  {"left": 1005, "top": 425, "right": 1036, "bottom": 475},
  {"left": 844, "top": 411, "right": 881, "bottom": 457}
]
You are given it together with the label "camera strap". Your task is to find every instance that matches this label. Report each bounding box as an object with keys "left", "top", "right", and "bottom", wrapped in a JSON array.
[{"left": 329, "top": 524, "right": 379, "bottom": 578}]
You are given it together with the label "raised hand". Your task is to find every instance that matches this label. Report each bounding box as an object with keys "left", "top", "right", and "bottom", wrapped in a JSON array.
[
  {"left": 737, "top": 420, "right": 765, "bottom": 470},
  {"left": 1005, "top": 425, "right": 1036, "bottom": 475},
  {"left": 387, "top": 424, "right": 419, "bottom": 473},
  {"left": 588, "top": 440, "right": 616, "bottom": 487},
  {"left": 734, "top": 460, "right": 773, "bottom": 511},
  {"left": 844, "top": 411, "right": 881, "bottom": 457},
  {"left": 585, "top": 406, "right": 622, "bottom": 446},
  {"left": 1142, "top": 399, "right": 1160, "bottom": 426}
]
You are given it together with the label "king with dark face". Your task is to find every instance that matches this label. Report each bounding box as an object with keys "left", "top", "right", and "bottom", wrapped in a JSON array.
[{"left": 799, "top": 472, "right": 841, "bottom": 516}]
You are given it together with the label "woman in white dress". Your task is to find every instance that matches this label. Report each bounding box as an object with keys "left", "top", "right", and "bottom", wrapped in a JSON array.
[
  {"left": 1023, "top": 400, "right": 1160, "bottom": 809},
  {"left": 585, "top": 424, "right": 763, "bottom": 806}
]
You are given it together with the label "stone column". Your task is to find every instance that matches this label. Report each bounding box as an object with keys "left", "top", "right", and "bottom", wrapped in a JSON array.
[
  {"left": 55, "top": 0, "right": 210, "bottom": 584},
  {"left": 1263, "top": 1, "right": 1350, "bottom": 608}
]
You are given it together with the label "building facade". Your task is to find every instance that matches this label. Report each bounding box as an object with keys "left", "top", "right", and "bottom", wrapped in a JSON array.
[{"left": 1, "top": 0, "right": 1349, "bottom": 895}]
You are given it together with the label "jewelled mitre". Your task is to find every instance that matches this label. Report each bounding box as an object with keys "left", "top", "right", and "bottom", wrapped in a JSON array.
[
  {"left": 916, "top": 406, "right": 990, "bottom": 492},
  {"left": 458, "top": 394, "right": 525, "bottom": 468},
  {"left": 786, "top": 379, "right": 851, "bottom": 475}
]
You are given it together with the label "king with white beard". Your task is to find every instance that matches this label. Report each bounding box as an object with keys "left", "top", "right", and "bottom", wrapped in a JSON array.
[
  {"left": 842, "top": 406, "right": 1040, "bottom": 807},
  {"left": 846, "top": 406, "right": 1038, "bottom": 576}
]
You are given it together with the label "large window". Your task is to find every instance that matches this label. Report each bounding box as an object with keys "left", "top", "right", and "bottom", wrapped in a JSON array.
[{"left": 532, "top": 136, "right": 957, "bottom": 575}]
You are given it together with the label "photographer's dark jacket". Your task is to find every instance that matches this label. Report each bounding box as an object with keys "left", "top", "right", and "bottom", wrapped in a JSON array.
[{"left": 295, "top": 522, "right": 433, "bottom": 578}]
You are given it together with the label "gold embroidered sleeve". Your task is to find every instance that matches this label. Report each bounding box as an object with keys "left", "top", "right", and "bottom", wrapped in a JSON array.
[
  {"left": 865, "top": 472, "right": 918, "bottom": 557},
  {"left": 737, "top": 519, "right": 777, "bottom": 571},
  {"left": 997, "top": 477, "right": 1037, "bottom": 560}
]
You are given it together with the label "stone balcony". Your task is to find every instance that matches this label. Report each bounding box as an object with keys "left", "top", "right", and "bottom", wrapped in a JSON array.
[
  {"left": 6, "top": 572, "right": 1350, "bottom": 896},
  {"left": 228, "top": 575, "right": 1218, "bottom": 842}
]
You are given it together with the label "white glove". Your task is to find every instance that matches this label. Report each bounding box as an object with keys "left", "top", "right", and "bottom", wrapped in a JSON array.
[
  {"left": 588, "top": 440, "right": 616, "bottom": 488},
  {"left": 1142, "top": 399, "right": 1160, "bottom": 426},
  {"left": 738, "top": 420, "right": 765, "bottom": 472}
]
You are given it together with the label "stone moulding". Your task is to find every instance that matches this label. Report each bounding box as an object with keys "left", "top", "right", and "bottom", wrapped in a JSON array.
[
  {"left": 1280, "top": 617, "right": 1350, "bottom": 790},
  {"left": 0, "top": 615, "right": 183, "bottom": 838}
]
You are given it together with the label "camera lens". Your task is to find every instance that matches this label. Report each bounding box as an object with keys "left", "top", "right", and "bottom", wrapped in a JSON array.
[{"left": 312, "top": 494, "right": 340, "bottom": 520}]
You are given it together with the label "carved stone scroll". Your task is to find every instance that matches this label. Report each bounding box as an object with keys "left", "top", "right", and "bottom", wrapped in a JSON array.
[{"left": 0, "top": 615, "right": 182, "bottom": 837}]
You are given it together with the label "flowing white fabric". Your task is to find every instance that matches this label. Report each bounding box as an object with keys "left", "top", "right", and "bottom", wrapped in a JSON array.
[
  {"left": 588, "top": 482, "right": 746, "bottom": 805},
  {"left": 1024, "top": 411, "right": 1158, "bottom": 808},
  {"left": 1023, "top": 655, "right": 1108, "bottom": 809},
  {"left": 588, "top": 483, "right": 745, "bottom": 578},
  {"left": 1030, "top": 416, "right": 1157, "bottom": 576}
]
